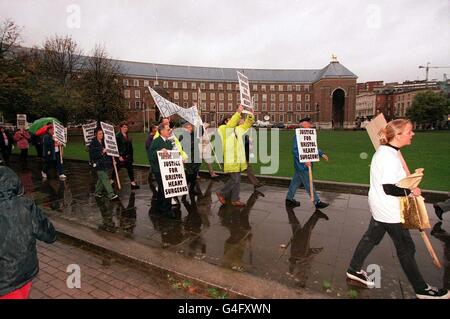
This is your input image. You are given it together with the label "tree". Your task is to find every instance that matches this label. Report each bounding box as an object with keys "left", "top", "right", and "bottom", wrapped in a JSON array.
[
  {"left": 406, "top": 91, "right": 450, "bottom": 129},
  {"left": 76, "top": 45, "right": 127, "bottom": 125}
]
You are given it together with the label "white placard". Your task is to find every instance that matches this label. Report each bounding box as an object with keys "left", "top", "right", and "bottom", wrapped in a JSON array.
[
  {"left": 295, "top": 128, "right": 320, "bottom": 163},
  {"left": 148, "top": 86, "right": 181, "bottom": 118},
  {"left": 100, "top": 122, "right": 119, "bottom": 157},
  {"left": 17, "top": 114, "right": 27, "bottom": 129},
  {"left": 237, "top": 71, "right": 253, "bottom": 114},
  {"left": 53, "top": 120, "right": 66, "bottom": 145},
  {"left": 157, "top": 150, "right": 189, "bottom": 198},
  {"left": 82, "top": 121, "right": 97, "bottom": 146}
]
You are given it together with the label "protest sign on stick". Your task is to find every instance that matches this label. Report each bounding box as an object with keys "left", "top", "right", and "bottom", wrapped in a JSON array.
[
  {"left": 237, "top": 71, "right": 254, "bottom": 114},
  {"left": 17, "top": 114, "right": 27, "bottom": 130},
  {"left": 101, "top": 121, "right": 121, "bottom": 189},
  {"left": 53, "top": 121, "right": 66, "bottom": 164},
  {"left": 157, "top": 150, "right": 188, "bottom": 198},
  {"left": 295, "top": 128, "right": 320, "bottom": 201},
  {"left": 82, "top": 121, "right": 97, "bottom": 147}
]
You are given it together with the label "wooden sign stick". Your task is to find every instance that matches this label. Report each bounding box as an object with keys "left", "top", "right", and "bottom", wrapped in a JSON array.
[
  {"left": 59, "top": 145, "right": 63, "bottom": 164},
  {"left": 308, "top": 165, "right": 314, "bottom": 202},
  {"left": 113, "top": 157, "right": 121, "bottom": 190}
]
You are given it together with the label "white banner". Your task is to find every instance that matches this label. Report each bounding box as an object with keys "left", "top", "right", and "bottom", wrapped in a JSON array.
[
  {"left": 82, "top": 121, "right": 97, "bottom": 146},
  {"left": 100, "top": 122, "right": 119, "bottom": 157},
  {"left": 237, "top": 71, "right": 253, "bottom": 114},
  {"left": 295, "top": 128, "right": 320, "bottom": 163},
  {"left": 53, "top": 120, "right": 66, "bottom": 145},
  {"left": 17, "top": 114, "right": 27, "bottom": 129},
  {"left": 157, "top": 150, "right": 189, "bottom": 198}
]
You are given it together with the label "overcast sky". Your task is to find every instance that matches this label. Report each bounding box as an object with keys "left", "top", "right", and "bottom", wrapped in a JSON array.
[{"left": 1, "top": 0, "right": 449, "bottom": 82}]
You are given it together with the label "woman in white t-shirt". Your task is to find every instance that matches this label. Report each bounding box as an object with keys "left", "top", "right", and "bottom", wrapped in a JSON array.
[{"left": 346, "top": 119, "right": 449, "bottom": 299}]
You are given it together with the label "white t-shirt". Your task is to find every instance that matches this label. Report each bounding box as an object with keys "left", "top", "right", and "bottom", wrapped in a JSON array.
[{"left": 368, "top": 145, "right": 407, "bottom": 223}]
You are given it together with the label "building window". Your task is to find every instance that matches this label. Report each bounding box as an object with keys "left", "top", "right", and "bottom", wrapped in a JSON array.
[
  {"left": 270, "top": 85, "right": 275, "bottom": 91},
  {"left": 174, "top": 92, "right": 179, "bottom": 100},
  {"left": 135, "top": 90, "right": 140, "bottom": 99},
  {"left": 270, "top": 114, "right": 275, "bottom": 121},
  {"left": 201, "top": 102, "right": 207, "bottom": 111},
  {"left": 280, "top": 114, "right": 284, "bottom": 122},
  {"left": 209, "top": 83, "right": 215, "bottom": 90},
  {"left": 227, "top": 83, "right": 232, "bottom": 91},
  {"left": 305, "top": 94, "right": 310, "bottom": 102},
  {"left": 210, "top": 93, "right": 216, "bottom": 101},
  {"left": 287, "top": 114, "right": 292, "bottom": 122},
  {"left": 262, "top": 103, "right": 267, "bottom": 111},
  {"left": 191, "top": 82, "right": 197, "bottom": 90},
  {"left": 135, "top": 100, "right": 141, "bottom": 110},
  {"left": 270, "top": 103, "right": 276, "bottom": 111},
  {"left": 262, "top": 94, "right": 267, "bottom": 102},
  {"left": 218, "top": 103, "right": 223, "bottom": 111},
  {"left": 144, "top": 80, "right": 149, "bottom": 87},
  {"left": 288, "top": 103, "right": 293, "bottom": 111},
  {"left": 211, "top": 103, "right": 216, "bottom": 111},
  {"left": 305, "top": 103, "right": 310, "bottom": 111},
  {"left": 288, "top": 94, "right": 293, "bottom": 102},
  {"left": 124, "top": 90, "right": 130, "bottom": 99},
  {"left": 278, "top": 85, "right": 283, "bottom": 91},
  {"left": 227, "top": 93, "right": 233, "bottom": 100},
  {"left": 296, "top": 103, "right": 301, "bottom": 111},
  {"left": 173, "top": 82, "right": 178, "bottom": 89},
  {"left": 182, "top": 82, "right": 188, "bottom": 89},
  {"left": 227, "top": 103, "right": 233, "bottom": 111},
  {"left": 253, "top": 84, "right": 258, "bottom": 91},
  {"left": 219, "top": 93, "right": 224, "bottom": 101},
  {"left": 183, "top": 92, "right": 189, "bottom": 100},
  {"left": 201, "top": 93, "right": 207, "bottom": 100},
  {"left": 123, "top": 79, "right": 129, "bottom": 86},
  {"left": 280, "top": 103, "right": 284, "bottom": 111},
  {"left": 279, "top": 94, "right": 285, "bottom": 102},
  {"left": 254, "top": 95, "right": 259, "bottom": 102},
  {"left": 200, "top": 83, "right": 206, "bottom": 90},
  {"left": 287, "top": 85, "right": 292, "bottom": 92},
  {"left": 261, "top": 85, "right": 267, "bottom": 92},
  {"left": 192, "top": 92, "right": 197, "bottom": 101},
  {"left": 270, "top": 94, "right": 276, "bottom": 102},
  {"left": 296, "top": 94, "right": 301, "bottom": 102},
  {"left": 163, "top": 81, "right": 169, "bottom": 88},
  {"left": 253, "top": 102, "right": 258, "bottom": 111},
  {"left": 305, "top": 85, "right": 310, "bottom": 92},
  {"left": 295, "top": 85, "right": 301, "bottom": 91},
  {"left": 218, "top": 83, "right": 223, "bottom": 90},
  {"left": 133, "top": 79, "right": 139, "bottom": 87}
]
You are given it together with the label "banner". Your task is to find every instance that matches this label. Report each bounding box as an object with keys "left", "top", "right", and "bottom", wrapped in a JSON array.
[
  {"left": 157, "top": 150, "right": 189, "bottom": 198},
  {"left": 82, "top": 121, "right": 97, "bottom": 147},
  {"left": 100, "top": 122, "right": 119, "bottom": 157},
  {"left": 178, "top": 105, "right": 203, "bottom": 127},
  {"left": 53, "top": 120, "right": 66, "bottom": 146},
  {"left": 237, "top": 71, "right": 253, "bottom": 114},
  {"left": 17, "top": 114, "right": 27, "bottom": 129},
  {"left": 366, "top": 113, "right": 387, "bottom": 150},
  {"left": 295, "top": 128, "right": 320, "bottom": 163}
]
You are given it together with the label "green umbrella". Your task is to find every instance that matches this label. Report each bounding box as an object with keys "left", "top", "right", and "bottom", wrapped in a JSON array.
[{"left": 28, "top": 117, "right": 61, "bottom": 134}]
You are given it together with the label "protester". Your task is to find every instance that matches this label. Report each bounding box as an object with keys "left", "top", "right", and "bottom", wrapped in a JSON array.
[
  {"left": 285, "top": 117, "right": 329, "bottom": 209},
  {"left": 0, "top": 126, "right": 14, "bottom": 165},
  {"left": 434, "top": 198, "right": 450, "bottom": 221},
  {"left": 216, "top": 105, "right": 255, "bottom": 207},
  {"left": 200, "top": 122, "right": 219, "bottom": 178},
  {"left": 89, "top": 127, "right": 118, "bottom": 200},
  {"left": 346, "top": 119, "right": 449, "bottom": 299},
  {"left": 113, "top": 122, "right": 139, "bottom": 190},
  {"left": 154, "top": 117, "right": 187, "bottom": 160},
  {"left": 14, "top": 128, "right": 31, "bottom": 166},
  {"left": 149, "top": 123, "right": 175, "bottom": 213},
  {"left": 145, "top": 125, "right": 159, "bottom": 199},
  {"left": 0, "top": 166, "right": 56, "bottom": 299},
  {"left": 178, "top": 121, "right": 202, "bottom": 196},
  {"left": 42, "top": 126, "right": 66, "bottom": 180},
  {"left": 241, "top": 121, "right": 263, "bottom": 190}
]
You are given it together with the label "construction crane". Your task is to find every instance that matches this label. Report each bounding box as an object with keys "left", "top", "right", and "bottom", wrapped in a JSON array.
[{"left": 418, "top": 62, "right": 450, "bottom": 81}]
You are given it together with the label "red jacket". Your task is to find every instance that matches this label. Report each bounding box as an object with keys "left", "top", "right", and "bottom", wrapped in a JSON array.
[{"left": 13, "top": 131, "right": 30, "bottom": 150}]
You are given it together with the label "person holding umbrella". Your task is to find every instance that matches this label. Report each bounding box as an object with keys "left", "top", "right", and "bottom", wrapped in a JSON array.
[{"left": 41, "top": 126, "right": 66, "bottom": 180}]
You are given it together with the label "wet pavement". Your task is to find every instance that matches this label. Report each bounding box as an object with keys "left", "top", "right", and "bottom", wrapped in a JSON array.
[{"left": 8, "top": 158, "right": 450, "bottom": 299}]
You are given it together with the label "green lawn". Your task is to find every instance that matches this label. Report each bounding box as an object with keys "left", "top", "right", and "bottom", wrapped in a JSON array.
[{"left": 18, "top": 130, "right": 450, "bottom": 191}]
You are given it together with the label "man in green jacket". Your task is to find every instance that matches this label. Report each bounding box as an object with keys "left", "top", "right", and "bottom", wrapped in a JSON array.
[
  {"left": 216, "top": 105, "right": 255, "bottom": 207},
  {"left": 149, "top": 123, "right": 174, "bottom": 213}
]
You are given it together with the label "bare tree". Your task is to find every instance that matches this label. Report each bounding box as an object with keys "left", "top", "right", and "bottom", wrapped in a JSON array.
[{"left": 0, "top": 18, "right": 22, "bottom": 59}]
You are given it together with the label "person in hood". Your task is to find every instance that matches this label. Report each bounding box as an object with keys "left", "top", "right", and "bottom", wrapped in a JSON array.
[{"left": 0, "top": 166, "right": 57, "bottom": 299}]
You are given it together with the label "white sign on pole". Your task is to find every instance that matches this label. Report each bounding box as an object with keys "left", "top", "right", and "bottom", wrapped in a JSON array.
[
  {"left": 17, "top": 114, "right": 27, "bottom": 129},
  {"left": 157, "top": 150, "right": 189, "bottom": 198},
  {"left": 82, "top": 121, "right": 97, "bottom": 146},
  {"left": 148, "top": 86, "right": 181, "bottom": 118},
  {"left": 295, "top": 128, "right": 320, "bottom": 163},
  {"left": 100, "top": 122, "right": 119, "bottom": 157},
  {"left": 53, "top": 120, "right": 66, "bottom": 145},
  {"left": 237, "top": 71, "right": 253, "bottom": 114}
]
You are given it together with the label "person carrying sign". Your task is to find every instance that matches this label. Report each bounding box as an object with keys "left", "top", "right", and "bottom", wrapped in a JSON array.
[
  {"left": 346, "top": 119, "right": 449, "bottom": 299},
  {"left": 216, "top": 105, "right": 255, "bottom": 207},
  {"left": 149, "top": 123, "right": 175, "bottom": 213},
  {"left": 178, "top": 120, "right": 202, "bottom": 197},
  {"left": 41, "top": 126, "right": 66, "bottom": 180},
  {"left": 285, "top": 118, "right": 329, "bottom": 209},
  {"left": 89, "top": 127, "right": 118, "bottom": 201},
  {"left": 113, "top": 122, "right": 139, "bottom": 190},
  {"left": 154, "top": 117, "right": 188, "bottom": 161}
]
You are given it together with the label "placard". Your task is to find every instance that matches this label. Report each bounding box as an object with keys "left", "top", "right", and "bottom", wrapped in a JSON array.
[
  {"left": 82, "top": 121, "right": 97, "bottom": 146},
  {"left": 100, "top": 122, "right": 119, "bottom": 157},
  {"left": 237, "top": 71, "right": 253, "bottom": 114},
  {"left": 53, "top": 120, "right": 66, "bottom": 145},
  {"left": 366, "top": 113, "right": 387, "bottom": 150},
  {"left": 157, "top": 150, "right": 189, "bottom": 198},
  {"left": 295, "top": 128, "right": 320, "bottom": 163},
  {"left": 17, "top": 114, "right": 27, "bottom": 129}
]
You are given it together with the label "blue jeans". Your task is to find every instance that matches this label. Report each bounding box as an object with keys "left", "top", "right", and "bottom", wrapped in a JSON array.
[{"left": 286, "top": 170, "right": 320, "bottom": 204}]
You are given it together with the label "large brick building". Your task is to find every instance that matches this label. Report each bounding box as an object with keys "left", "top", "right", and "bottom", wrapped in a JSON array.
[{"left": 118, "top": 57, "right": 357, "bottom": 130}]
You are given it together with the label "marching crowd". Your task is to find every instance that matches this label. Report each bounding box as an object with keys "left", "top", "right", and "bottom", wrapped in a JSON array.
[{"left": 1, "top": 106, "right": 450, "bottom": 299}]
